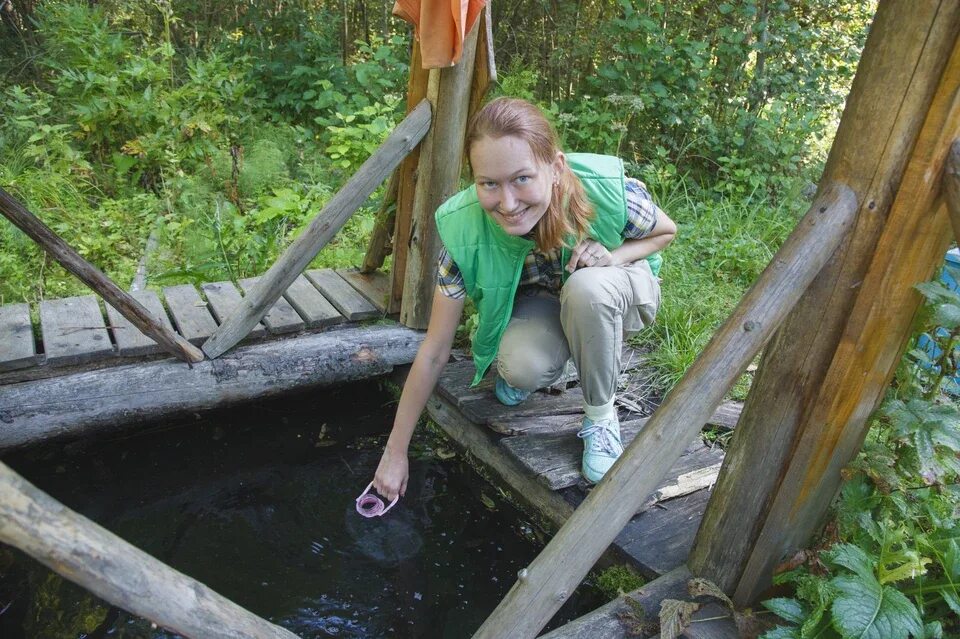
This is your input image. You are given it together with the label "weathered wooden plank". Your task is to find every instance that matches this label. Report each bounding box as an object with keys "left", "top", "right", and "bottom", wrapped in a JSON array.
[
  {"left": 281, "top": 274, "right": 344, "bottom": 329},
  {"left": 503, "top": 424, "right": 724, "bottom": 492},
  {"left": 471, "top": 183, "right": 858, "bottom": 638},
  {"left": 0, "top": 188, "right": 203, "bottom": 364},
  {"left": 691, "top": 4, "right": 960, "bottom": 604},
  {"left": 401, "top": 23, "right": 480, "bottom": 328},
  {"left": 491, "top": 401, "right": 743, "bottom": 437},
  {"left": 238, "top": 277, "right": 305, "bottom": 334},
  {"left": 40, "top": 296, "right": 114, "bottom": 366},
  {"left": 0, "top": 463, "right": 299, "bottom": 639},
  {"left": 200, "top": 101, "right": 431, "bottom": 358},
  {"left": 945, "top": 140, "right": 960, "bottom": 246},
  {"left": 200, "top": 282, "right": 266, "bottom": 338},
  {"left": 0, "top": 324, "right": 424, "bottom": 450},
  {"left": 0, "top": 303, "right": 37, "bottom": 372},
  {"left": 305, "top": 269, "right": 379, "bottom": 320},
  {"left": 105, "top": 290, "right": 176, "bottom": 357},
  {"left": 337, "top": 268, "right": 392, "bottom": 313},
  {"left": 462, "top": 388, "right": 586, "bottom": 427},
  {"left": 163, "top": 285, "right": 219, "bottom": 345},
  {"left": 540, "top": 565, "right": 740, "bottom": 639}
]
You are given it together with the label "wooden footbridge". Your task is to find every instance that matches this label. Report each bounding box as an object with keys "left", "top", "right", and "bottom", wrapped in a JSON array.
[{"left": 2, "top": 2, "right": 960, "bottom": 638}]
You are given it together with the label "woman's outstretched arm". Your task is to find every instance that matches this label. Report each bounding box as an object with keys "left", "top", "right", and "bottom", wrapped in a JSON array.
[{"left": 373, "top": 288, "right": 465, "bottom": 500}]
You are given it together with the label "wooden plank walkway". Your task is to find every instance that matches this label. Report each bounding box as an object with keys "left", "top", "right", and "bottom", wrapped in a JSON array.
[
  {"left": 0, "top": 269, "right": 389, "bottom": 383},
  {"left": 428, "top": 357, "right": 741, "bottom": 581}
]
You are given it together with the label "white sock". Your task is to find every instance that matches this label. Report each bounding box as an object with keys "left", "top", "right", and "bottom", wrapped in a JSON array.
[{"left": 583, "top": 398, "right": 616, "bottom": 422}]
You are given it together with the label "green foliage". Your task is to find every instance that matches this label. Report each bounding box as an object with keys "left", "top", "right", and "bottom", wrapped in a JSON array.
[
  {"left": 761, "top": 274, "right": 960, "bottom": 638},
  {"left": 596, "top": 564, "right": 647, "bottom": 599}
]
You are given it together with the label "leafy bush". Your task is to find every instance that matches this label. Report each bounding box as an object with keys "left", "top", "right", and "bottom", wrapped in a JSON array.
[{"left": 761, "top": 273, "right": 960, "bottom": 638}]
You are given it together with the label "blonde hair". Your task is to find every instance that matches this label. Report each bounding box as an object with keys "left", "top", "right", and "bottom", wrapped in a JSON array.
[{"left": 466, "top": 98, "right": 593, "bottom": 252}]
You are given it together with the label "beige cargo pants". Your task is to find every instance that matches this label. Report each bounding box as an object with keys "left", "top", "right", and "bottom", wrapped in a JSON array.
[{"left": 496, "top": 260, "right": 661, "bottom": 409}]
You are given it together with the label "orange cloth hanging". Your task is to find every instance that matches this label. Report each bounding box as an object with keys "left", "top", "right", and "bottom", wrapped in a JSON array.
[{"left": 392, "top": 0, "right": 486, "bottom": 69}]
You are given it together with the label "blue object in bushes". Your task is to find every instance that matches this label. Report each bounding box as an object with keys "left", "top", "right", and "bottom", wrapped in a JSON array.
[{"left": 916, "top": 248, "right": 960, "bottom": 394}]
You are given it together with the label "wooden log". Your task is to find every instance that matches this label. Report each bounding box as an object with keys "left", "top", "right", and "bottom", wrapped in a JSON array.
[
  {"left": 0, "top": 462, "right": 298, "bottom": 639},
  {"left": 945, "top": 139, "right": 960, "bottom": 245},
  {"left": 469, "top": 184, "right": 857, "bottom": 639},
  {"left": 0, "top": 303, "right": 37, "bottom": 372},
  {"left": 0, "top": 324, "right": 424, "bottom": 450},
  {"left": 201, "top": 101, "right": 431, "bottom": 358},
  {"left": 468, "top": 4, "right": 496, "bottom": 126},
  {"left": 690, "top": 3, "right": 960, "bottom": 604},
  {"left": 400, "top": 22, "right": 480, "bottom": 329},
  {"left": 389, "top": 41, "right": 431, "bottom": 314},
  {"left": 360, "top": 168, "right": 399, "bottom": 273},
  {"left": 0, "top": 188, "right": 204, "bottom": 364},
  {"left": 539, "top": 565, "right": 740, "bottom": 639}
]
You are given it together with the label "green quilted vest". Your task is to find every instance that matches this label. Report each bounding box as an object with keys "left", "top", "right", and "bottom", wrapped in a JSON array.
[{"left": 435, "top": 153, "right": 661, "bottom": 385}]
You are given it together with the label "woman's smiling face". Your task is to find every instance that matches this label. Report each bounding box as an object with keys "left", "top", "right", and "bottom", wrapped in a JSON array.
[{"left": 469, "top": 135, "right": 563, "bottom": 236}]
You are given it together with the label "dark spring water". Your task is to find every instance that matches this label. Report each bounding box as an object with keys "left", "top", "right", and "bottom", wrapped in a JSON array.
[{"left": 0, "top": 381, "right": 602, "bottom": 638}]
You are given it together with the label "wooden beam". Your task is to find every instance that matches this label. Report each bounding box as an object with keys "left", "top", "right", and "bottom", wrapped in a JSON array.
[
  {"left": 944, "top": 140, "right": 960, "bottom": 244},
  {"left": 201, "top": 101, "right": 431, "bottom": 358},
  {"left": 400, "top": 22, "right": 481, "bottom": 328},
  {"left": 689, "top": 1, "right": 960, "bottom": 604},
  {"left": 0, "top": 188, "right": 204, "bottom": 364},
  {"left": 0, "top": 324, "right": 424, "bottom": 450},
  {"left": 389, "top": 42, "right": 431, "bottom": 314},
  {"left": 360, "top": 168, "right": 399, "bottom": 273},
  {"left": 469, "top": 185, "right": 857, "bottom": 639},
  {"left": 0, "top": 462, "right": 298, "bottom": 639}
]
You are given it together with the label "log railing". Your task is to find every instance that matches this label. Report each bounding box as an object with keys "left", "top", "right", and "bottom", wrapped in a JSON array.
[
  {"left": 0, "top": 189, "right": 205, "bottom": 364},
  {"left": 0, "top": 462, "right": 298, "bottom": 639},
  {"left": 201, "top": 99, "right": 432, "bottom": 359},
  {"left": 470, "top": 184, "right": 858, "bottom": 638}
]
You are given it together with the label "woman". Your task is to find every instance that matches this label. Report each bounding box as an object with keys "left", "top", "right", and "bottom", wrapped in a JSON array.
[{"left": 372, "top": 97, "right": 676, "bottom": 501}]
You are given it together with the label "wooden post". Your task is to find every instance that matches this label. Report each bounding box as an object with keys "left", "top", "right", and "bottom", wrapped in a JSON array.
[
  {"left": 944, "top": 140, "right": 960, "bottom": 244},
  {"left": 400, "top": 21, "right": 481, "bottom": 329},
  {"left": 0, "top": 462, "right": 298, "bottom": 639},
  {"left": 470, "top": 185, "right": 858, "bottom": 639},
  {"left": 0, "top": 188, "right": 205, "bottom": 364},
  {"left": 201, "top": 100, "right": 431, "bottom": 359},
  {"left": 388, "top": 42, "right": 431, "bottom": 313},
  {"left": 689, "top": 1, "right": 960, "bottom": 605},
  {"left": 360, "top": 169, "right": 400, "bottom": 273}
]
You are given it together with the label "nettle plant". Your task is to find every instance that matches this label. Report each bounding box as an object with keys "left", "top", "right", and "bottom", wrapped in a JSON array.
[{"left": 761, "top": 269, "right": 960, "bottom": 639}]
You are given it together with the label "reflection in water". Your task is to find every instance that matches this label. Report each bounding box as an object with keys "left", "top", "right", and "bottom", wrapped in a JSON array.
[{"left": 0, "top": 381, "right": 601, "bottom": 638}]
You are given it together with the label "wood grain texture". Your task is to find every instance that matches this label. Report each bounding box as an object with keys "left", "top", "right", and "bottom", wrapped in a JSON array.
[
  {"left": 305, "top": 269, "right": 379, "bottom": 320},
  {"left": 337, "top": 268, "right": 392, "bottom": 313},
  {"left": 0, "top": 188, "right": 203, "bottom": 363},
  {"left": 401, "top": 22, "right": 480, "bottom": 328},
  {"left": 945, "top": 140, "right": 960, "bottom": 244},
  {"left": 281, "top": 274, "right": 344, "bottom": 328},
  {"left": 0, "top": 324, "right": 424, "bottom": 450},
  {"left": 200, "top": 281, "right": 266, "bottom": 338},
  {"left": 360, "top": 169, "right": 399, "bottom": 273},
  {"left": 201, "top": 100, "right": 431, "bottom": 358},
  {"left": 105, "top": 289, "right": 176, "bottom": 356},
  {"left": 0, "top": 463, "right": 298, "bottom": 639},
  {"left": 470, "top": 185, "right": 857, "bottom": 638},
  {"left": 163, "top": 285, "right": 219, "bottom": 345},
  {"left": 0, "top": 303, "right": 36, "bottom": 371},
  {"left": 389, "top": 41, "right": 431, "bottom": 314},
  {"left": 690, "top": 3, "right": 960, "bottom": 604},
  {"left": 238, "top": 277, "right": 305, "bottom": 334},
  {"left": 40, "top": 296, "right": 114, "bottom": 366}
]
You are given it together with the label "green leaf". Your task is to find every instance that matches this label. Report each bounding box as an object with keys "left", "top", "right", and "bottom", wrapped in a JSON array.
[
  {"left": 826, "top": 543, "right": 875, "bottom": 582},
  {"left": 762, "top": 597, "right": 805, "bottom": 624},
  {"left": 830, "top": 574, "right": 922, "bottom": 639},
  {"left": 933, "top": 303, "right": 960, "bottom": 328},
  {"left": 760, "top": 626, "right": 799, "bottom": 639}
]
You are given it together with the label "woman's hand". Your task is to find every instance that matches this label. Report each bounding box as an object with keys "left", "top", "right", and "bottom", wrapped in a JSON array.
[
  {"left": 567, "top": 239, "right": 614, "bottom": 272},
  {"left": 373, "top": 445, "right": 409, "bottom": 502}
]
